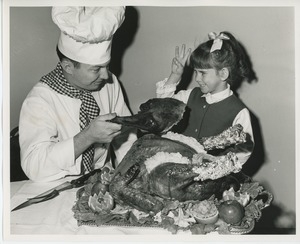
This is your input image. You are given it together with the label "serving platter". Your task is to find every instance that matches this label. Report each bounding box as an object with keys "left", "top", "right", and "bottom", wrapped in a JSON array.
[{"left": 72, "top": 170, "right": 273, "bottom": 235}]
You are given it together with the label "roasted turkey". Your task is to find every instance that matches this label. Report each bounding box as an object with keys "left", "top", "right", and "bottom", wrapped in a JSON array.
[{"left": 109, "top": 123, "right": 248, "bottom": 213}]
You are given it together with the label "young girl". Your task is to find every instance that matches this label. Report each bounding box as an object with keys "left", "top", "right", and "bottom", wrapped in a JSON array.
[{"left": 156, "top": 31, "right": 254, "bottom": 165}]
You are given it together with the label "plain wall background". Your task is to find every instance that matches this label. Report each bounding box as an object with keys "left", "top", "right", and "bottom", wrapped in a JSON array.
[{"left": 9, "top": 6, "right": 296, "bottom": 230}]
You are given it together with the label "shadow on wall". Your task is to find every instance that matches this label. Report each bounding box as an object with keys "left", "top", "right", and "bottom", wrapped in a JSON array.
[
  {"left": 251, "top": 202, "right": 296, "bottom": 234},
  {"left": 242, "top": 111, "right": 266, "bottom": 176},
  {"left": 251, "top": 181, "right": 296, "bottom": 235},
  {"left": 110, "top": 7, "right": 139, "bottom": 113}
]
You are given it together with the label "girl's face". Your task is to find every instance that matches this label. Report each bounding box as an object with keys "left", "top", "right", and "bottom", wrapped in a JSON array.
[{"left": 194, "top": 68, "right": 227, "bottom": 94}]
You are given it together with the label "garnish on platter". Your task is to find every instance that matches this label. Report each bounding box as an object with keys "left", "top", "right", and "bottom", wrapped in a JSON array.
[
  {"left": 72, "top": 168, "right": 273, "bottom": 234},
  {"left": 88, "top": 192, "right": 114, "bottom": 212},
  {"left": 187, "top": 199, "right": 219, "bottom": 225}
]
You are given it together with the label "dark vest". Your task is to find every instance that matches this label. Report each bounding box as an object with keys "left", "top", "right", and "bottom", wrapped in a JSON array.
[{"left": 172, "top": 88, "right": 246, "bottom": 140}]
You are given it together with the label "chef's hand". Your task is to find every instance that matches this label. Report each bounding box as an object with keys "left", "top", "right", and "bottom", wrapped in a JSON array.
[
  {"left": 74, "top": 113, "right": 121, "bottom": 159},
  {"left": 87, "top": 113, "right": 122, "bottom": 144}
]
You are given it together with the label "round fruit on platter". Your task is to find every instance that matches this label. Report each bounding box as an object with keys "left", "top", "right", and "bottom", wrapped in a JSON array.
[{"left": 218, "top": 200, "right": 245, "bottom": 225}]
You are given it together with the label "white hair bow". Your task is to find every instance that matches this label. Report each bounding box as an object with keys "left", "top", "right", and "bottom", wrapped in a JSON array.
[{"left": 208, "top": 32, "right": 230, "bottom": 53}]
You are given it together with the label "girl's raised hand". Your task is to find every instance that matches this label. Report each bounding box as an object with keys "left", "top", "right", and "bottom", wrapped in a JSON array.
[{"left": 171, "top": 44, "right": 192, "bottom": 76}]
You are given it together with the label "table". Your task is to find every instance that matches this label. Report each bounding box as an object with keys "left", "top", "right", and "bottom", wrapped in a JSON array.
[
  {"left": 9, "top": 178, "right": 181, "bottom": 237},
  {"left": 7, "top": 180, "right": 298, "bottom": 244}
]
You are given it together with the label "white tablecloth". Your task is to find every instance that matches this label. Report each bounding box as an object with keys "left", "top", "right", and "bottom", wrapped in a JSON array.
[
  {"left": 7, "top": 179, "right": 296, "bottom": 244},
  {"left": 9, "top": 178, "right": 178, "bottom": 236}
]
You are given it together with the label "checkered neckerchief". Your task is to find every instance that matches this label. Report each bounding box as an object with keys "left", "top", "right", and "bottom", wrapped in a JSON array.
[{"left": 40, "top": 63, "right": 100, "bottom": 173}]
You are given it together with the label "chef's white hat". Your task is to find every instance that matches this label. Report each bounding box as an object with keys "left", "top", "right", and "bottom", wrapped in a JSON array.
[{"left": 52, "top": 6, "right": 125, "bottom": 65}]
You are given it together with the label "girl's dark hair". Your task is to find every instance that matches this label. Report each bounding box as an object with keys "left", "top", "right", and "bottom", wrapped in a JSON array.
[
  {"left": 189, "top": 31, "right": 252, "bottom": 86},
  {"left": 56, "top": 46, "right": 80, "bottom": 68}
]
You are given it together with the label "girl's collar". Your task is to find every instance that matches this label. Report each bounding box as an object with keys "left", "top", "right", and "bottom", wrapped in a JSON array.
[{"left": 202, "top": 85, "right": 233, "bottom": 104}]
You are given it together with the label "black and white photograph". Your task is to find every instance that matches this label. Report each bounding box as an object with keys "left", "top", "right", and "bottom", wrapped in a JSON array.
[{"left": 2, "top": 0, "right": 299, "bottom": 243}]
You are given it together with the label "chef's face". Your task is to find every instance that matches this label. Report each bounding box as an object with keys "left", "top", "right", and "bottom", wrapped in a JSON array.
[{"left": 69, "top": 61, "right": 110, "bottom": 91}]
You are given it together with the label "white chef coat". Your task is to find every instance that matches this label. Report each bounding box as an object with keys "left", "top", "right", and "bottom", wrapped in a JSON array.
[{"left": 19, "top": 74, "right": 137, "bottom": 182}]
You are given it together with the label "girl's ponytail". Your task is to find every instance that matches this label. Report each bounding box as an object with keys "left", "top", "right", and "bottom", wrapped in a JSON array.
[{"left": 220, "top": 31, "right": 255, "bottom": 87}]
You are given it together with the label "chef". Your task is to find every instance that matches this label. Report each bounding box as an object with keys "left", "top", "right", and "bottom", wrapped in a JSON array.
[{"left": 19, "top": 6, "right": 137, "bottom": 182}]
